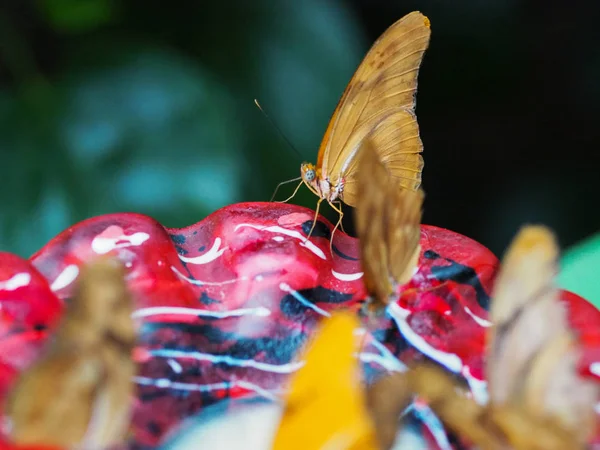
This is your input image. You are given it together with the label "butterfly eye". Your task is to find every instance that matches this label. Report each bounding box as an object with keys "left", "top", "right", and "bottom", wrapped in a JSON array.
[{"left": 305, "top": 169, "right": 316, "bottom": 182}]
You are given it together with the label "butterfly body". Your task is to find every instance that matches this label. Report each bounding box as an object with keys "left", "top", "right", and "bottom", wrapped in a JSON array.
[{"left": 300, "top": 163, "right": 346, "bottom": 203}]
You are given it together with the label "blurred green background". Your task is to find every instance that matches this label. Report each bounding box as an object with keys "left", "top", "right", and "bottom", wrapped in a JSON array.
[{"left": 0, "top": 1, "right": 597, "bottom": 302}]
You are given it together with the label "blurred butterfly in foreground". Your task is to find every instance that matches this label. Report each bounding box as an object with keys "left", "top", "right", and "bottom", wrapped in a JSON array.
[
  {"left": 354, "top": 139, "right": 424, "bottom": 312},
  {"left": 272, "top": 11, "right": 431, "bottom": 240}
]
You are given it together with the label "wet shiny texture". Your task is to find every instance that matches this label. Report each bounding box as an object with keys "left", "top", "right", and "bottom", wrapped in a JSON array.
[{"left": 0, "top": 202, "right": 597, "bottom": 449}]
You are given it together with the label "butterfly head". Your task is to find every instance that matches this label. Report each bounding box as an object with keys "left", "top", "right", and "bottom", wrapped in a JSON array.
[{"left": 300, "top": 162, "right": 319, "bottom": 189}]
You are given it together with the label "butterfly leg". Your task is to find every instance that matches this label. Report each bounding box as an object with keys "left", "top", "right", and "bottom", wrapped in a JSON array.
[
  {"left": 270, "top": 177, "right": 303, "bottom": 202},
  {"left": 331, "top": 200, "right": 346, "bottom": 233},
  {"left": 306, "top": 197, "right": 325, "bottom": 241},
  {"left": 327, "top": 200, "right": 345, "bottom": 254},
  {"left": 276, "top": 179, "right": 305, "bottom": 204}
]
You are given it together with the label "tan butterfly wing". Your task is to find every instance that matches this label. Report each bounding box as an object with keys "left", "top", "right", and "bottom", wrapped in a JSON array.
[
  {"left": 355, "top": 138, "right": 423, "bottom": 307},
  {"left": 7, "top": 257, "right": 136, "bottom": 448},
  {"left": 318, "top": 11, "right": 430, "bottom": 203},
  {"left": 340, "top": 107, "right": 424, "bottom": 207},
  {"left": 487, "top": 226, "right": 599, "bottom": 440},
  {"left": 402, "top": 364, "right": 584, "bottom": 450}
]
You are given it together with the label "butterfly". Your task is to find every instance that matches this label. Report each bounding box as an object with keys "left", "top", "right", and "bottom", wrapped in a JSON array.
[
  {"left": 354, "top": 138, "right": 424, "bottom": 311},
  {"left": 6, "top": 257, "right": 137, "bottom": 449},
  {"left": 367, "top": 226, "right": 598, "bottom": 450},
  {"left": 273, "top": 11, "right": 431, "bottom": 242},
  {"left": 486, "top": 225, "right": 599, "bottom": 445}
]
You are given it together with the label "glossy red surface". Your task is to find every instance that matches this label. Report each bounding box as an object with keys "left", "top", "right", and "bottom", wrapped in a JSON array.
[{"left": 0, "top": 202, "right": 596, "bottom": 449}]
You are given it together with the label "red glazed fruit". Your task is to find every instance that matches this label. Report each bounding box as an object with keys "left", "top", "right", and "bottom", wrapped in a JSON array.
[{"left": 0, "top": 202, "right": 596, "bottom": 449}]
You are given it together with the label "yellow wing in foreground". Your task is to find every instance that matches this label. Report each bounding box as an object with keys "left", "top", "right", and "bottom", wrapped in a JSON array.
[{"left": 271, "top": 313, "right": 378, "bottom": 450}]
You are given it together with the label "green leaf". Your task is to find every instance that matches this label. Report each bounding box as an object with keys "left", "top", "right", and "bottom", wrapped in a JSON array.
[
  {"left": 36, "top": 0, "right": 117, "bottom": 32},
  {"left": 559, "top": 233, "right": 600, "bottom": 309},
  {"left": 58, "top": 46, "right": 244, "bottom": 228}
]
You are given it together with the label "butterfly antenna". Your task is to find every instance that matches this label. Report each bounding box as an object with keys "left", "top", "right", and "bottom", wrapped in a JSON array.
[{"left": 254, "top": 99, "right": 305, "bottom": 162}]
